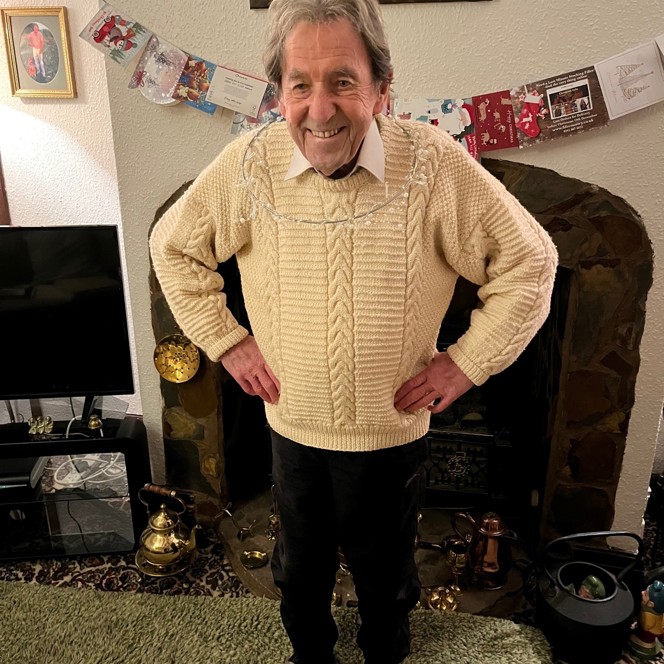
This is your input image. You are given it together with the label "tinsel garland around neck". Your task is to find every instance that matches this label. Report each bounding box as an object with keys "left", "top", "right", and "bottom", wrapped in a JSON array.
[{"left": 237, "top": 117, "right": 432, "bottom": 226}]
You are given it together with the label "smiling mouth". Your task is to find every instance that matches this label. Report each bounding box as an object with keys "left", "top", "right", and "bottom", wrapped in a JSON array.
[{"left": 309, "top": 128, "right": 343, "bottom": 138}]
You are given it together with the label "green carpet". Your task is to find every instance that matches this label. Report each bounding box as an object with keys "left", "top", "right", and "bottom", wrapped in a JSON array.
[{"left": 0, "top": 580, "right": 553, "bottom": 663}]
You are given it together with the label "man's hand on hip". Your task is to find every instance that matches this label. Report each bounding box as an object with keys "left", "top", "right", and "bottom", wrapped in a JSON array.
[
  {"left": 220, "top": 335, "right": 280, "bottom": 404},
  {"left": 394, "top": 352, "right": 474, "bottom": 414}
]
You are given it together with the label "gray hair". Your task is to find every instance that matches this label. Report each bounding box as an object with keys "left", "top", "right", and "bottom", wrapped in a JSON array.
[{"left": 263, "top": 0, "right": 392, "bottom": 94}]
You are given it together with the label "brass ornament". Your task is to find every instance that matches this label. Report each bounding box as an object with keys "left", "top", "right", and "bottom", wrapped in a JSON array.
[
  {"left": 427, "top": 585, "right": 459, "bottom": 612},
  {"left": 240, "top": 549, "right": 268, "bottom": 569},
  {"left": 153, "top": 334, "right": 200, "bottom": 383},
  {"left": 28, "top": 415, "right": 53, "bottom": 435}
]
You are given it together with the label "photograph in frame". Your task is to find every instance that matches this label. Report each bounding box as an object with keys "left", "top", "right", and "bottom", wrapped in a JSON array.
[{"left": 1, "top": 6, "right": 76, "bottom": 98}]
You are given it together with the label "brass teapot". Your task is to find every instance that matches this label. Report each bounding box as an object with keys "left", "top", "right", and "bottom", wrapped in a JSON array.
[{"left": 135, "top": 488, "right": 200, "bottom": 577}]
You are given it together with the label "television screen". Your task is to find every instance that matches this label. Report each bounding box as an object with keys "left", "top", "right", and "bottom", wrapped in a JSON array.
[{"left": 0, "top": 225, "right": 135, "bottom": 400}]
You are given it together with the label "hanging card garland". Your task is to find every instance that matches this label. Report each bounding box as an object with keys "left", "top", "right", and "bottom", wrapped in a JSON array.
[{"left": 77, "top": 2, "right": 664, "bottom": 157}]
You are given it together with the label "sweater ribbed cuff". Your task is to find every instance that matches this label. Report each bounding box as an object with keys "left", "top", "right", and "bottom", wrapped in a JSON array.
[
  {"left": 446, "top": 344, "right": 491, "bottom": 386},
  {"left": 206, "top": 326, "right": 249, "bottom": 363}
]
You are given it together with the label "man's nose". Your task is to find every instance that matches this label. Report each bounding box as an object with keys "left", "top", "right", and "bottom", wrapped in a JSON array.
[{"left": 308, "top": 89, "right": 336, "bottom": 124}]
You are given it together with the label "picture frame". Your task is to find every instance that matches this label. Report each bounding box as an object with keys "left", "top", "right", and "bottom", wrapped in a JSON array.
[
  {"left": 1, "top": 7, "right": 76, "bottom": 98},
  {"left": 250, "top": 0, "right": 490, "bottom": 7}
]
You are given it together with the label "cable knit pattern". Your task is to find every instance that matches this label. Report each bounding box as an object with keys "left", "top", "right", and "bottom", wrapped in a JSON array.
[
  {"left": 150, "top": 114, "right": 558, "bottom": 452},
  {"left": 326, "top": 222, "right": 356, "bottom": 426},
  {"left": 394, "top": 145, "right": 433, "bottom": 394}
]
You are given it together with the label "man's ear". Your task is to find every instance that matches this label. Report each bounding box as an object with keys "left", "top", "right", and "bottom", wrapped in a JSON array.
[
  {"left": 373, "top": 76, "right": 392, "bottom": 115},
  {"left": 277, "top": 89, "right": 287, "bottom": 120}
]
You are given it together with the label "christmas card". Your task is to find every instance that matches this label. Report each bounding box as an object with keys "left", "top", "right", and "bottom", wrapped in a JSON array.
[
  {"left": 172, "top": 55, "right": 217, "bottom": 115},
  {"left": 472, "top": 91, "right": 519, "bottom": 152},
  {"left": 128, "top": 34, "right": 187, "bottom": 105},
  {"left": 595, "top": 41, "right": 664, "bottom": 119},
  {"left": 79, "top": 3, "right": 151, "bottom": 67},
  {"left": 231, "top": 84, "right": 282, "bottom": 136},
  {"left": 393, "top": 98, "right": 478, "bottom": 160},
  {"left": 510, "top": 66, "right": 609, "bottom": 148},
  {"left": 207, "top": 66, "right": 269, "bottom": 117},
  {"left": 656, "top": 34, "right": 664, "bottom": 60}
]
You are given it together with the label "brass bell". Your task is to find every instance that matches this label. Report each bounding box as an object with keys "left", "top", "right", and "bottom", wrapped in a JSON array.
[{"left": 135, "top": 489, "right": 200, "bottom": 577}]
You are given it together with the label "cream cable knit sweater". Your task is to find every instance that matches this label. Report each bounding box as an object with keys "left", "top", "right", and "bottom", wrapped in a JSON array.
[{"left": 150, "top": 114, "right": 558, "bottom": 452}]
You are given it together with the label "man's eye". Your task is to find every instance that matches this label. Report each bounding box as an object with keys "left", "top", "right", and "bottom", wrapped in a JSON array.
[
  {"left": 338, "top": 80, "right": 352, "bottom": 88},
  {"left": 293, "top": 83, "right": 307, "bottom": 92}
]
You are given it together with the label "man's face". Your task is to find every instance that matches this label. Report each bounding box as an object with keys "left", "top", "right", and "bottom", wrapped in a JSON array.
[{"left": 278, "top": 19, "right": 388, "bottom": 178}]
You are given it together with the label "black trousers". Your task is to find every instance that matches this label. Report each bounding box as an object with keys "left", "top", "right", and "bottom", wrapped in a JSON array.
[{"left": 270, "top": 429, "right": 427, "bottom": 664}]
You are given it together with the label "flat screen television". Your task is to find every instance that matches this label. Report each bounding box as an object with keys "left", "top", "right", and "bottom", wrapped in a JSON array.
[{"left": 0, "top": 225, "right": 135, "bottom": 408}]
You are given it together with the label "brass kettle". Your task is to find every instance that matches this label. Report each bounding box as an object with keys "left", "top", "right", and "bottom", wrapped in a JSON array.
[
  {"left": 135, "top": 489, "right": 200, "bottom": 577},
  {"left": 453, "top": 510, "right": 512, "bottom": 590}
]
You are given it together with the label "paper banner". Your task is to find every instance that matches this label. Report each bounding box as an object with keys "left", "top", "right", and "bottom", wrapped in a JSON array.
[
  {"left": 230, "top": 84, "right": 281, "bottom": 135},
  {"left": 595, "top": 41, "right": 664, "bottom": 120},
  {"left": 79, "top": 3, "right": 152, "bottom": 67},
  {"left": 172, "top": 55, "right": 217, "bottom": 115},
  {"left": 393, "top": 98, "right": 478, "bottom": 160},
  {"left": 128, "top": 34, "right": 187, "bottom": 105},
  {"left": 510, "top": 66, "right": 609, "bottom": 148},
  {"left": 472, "top": 91, "right": 519, "bottom": 152},
  {"left": 207, "top": 66, "right": 270, "bottom": 116}
]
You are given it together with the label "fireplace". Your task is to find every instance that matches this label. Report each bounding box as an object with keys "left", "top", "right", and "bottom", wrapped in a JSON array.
[{"left": 149, "top": 158, "right": 654, "bottom": 548}]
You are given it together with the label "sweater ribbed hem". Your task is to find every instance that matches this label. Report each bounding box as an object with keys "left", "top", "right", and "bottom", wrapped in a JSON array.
[{"left": 265, "top": 410, "right": 432, "bottom": 452}]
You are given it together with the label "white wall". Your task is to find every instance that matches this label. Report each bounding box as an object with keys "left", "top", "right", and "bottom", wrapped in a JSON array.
[{"left": 2, "top": 0, "right": 663, "bottom": 534}]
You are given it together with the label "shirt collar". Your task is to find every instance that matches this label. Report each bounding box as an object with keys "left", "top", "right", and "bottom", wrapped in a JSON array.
[{"left": 284, "top": 118, "right": 385, "bottom": 182}]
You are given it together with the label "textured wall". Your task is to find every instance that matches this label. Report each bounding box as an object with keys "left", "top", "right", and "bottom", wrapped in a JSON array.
[{"left": 2, "top": 0, "right": 663, "bottom": 534}]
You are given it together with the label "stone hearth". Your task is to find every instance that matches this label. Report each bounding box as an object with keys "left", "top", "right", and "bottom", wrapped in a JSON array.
[{"left": 148, "top": 158, "right": 654, "bottom": 551}]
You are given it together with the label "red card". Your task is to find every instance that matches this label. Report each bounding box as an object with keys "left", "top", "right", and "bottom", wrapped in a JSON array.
[{"left": 472, "top": 91, "right": 519, "bottom": 152}]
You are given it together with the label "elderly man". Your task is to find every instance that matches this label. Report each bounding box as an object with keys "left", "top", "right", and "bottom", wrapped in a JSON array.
[{"left": 149, "top": 1, "right": 558, "bottom": 662}]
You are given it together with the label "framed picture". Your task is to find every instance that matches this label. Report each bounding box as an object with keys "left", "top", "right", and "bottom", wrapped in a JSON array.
[
  {"left": 1, "top": 7, "right": 76, "bottom": 98},
  {"left": 251, "top": 0, "right": 490, "bottom": 6}
]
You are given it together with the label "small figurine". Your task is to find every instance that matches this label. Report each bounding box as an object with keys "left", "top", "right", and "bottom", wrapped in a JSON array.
[
  {"left": 577, "top": 574, "right": 606, "bottom": 600},
  {"left": 628, "top": 579, "right": 664, "bottom": 660}
]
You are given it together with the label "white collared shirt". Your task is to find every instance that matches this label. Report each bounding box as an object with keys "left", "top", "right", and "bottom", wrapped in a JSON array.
[{"left": 284, "top": 118, "right": 385, "bottom": 182}]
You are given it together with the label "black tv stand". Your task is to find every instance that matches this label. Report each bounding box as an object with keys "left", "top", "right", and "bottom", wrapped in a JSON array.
[{"left": 0, "top": 416, "right": 151, "bottom": 561}]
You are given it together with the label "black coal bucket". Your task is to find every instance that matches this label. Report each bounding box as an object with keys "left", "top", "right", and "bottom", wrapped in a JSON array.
[{"left": 535, "top": 530, "right": 643, "bottom": 664}]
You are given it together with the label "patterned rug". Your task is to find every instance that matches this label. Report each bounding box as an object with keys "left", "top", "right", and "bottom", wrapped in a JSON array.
[{"left": 0, "top": 528, "right": 253, "bottom": 598}]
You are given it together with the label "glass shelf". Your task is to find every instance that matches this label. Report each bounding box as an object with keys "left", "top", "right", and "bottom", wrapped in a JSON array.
[{"left": 0, "top": 452, "right": 136, "bottom": 559}]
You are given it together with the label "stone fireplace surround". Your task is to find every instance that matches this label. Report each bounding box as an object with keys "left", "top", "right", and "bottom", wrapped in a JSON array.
[{"left": 149, "top": 157, "right": 654, "bottom": 549}]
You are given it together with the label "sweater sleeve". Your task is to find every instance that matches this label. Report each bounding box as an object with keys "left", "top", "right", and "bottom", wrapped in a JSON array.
[
  {"left": 435, "top": 140, "right": 559, "bottom": 385},
  {"left": 149, "top": 144, "right": 252, "bottom": 363}
]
